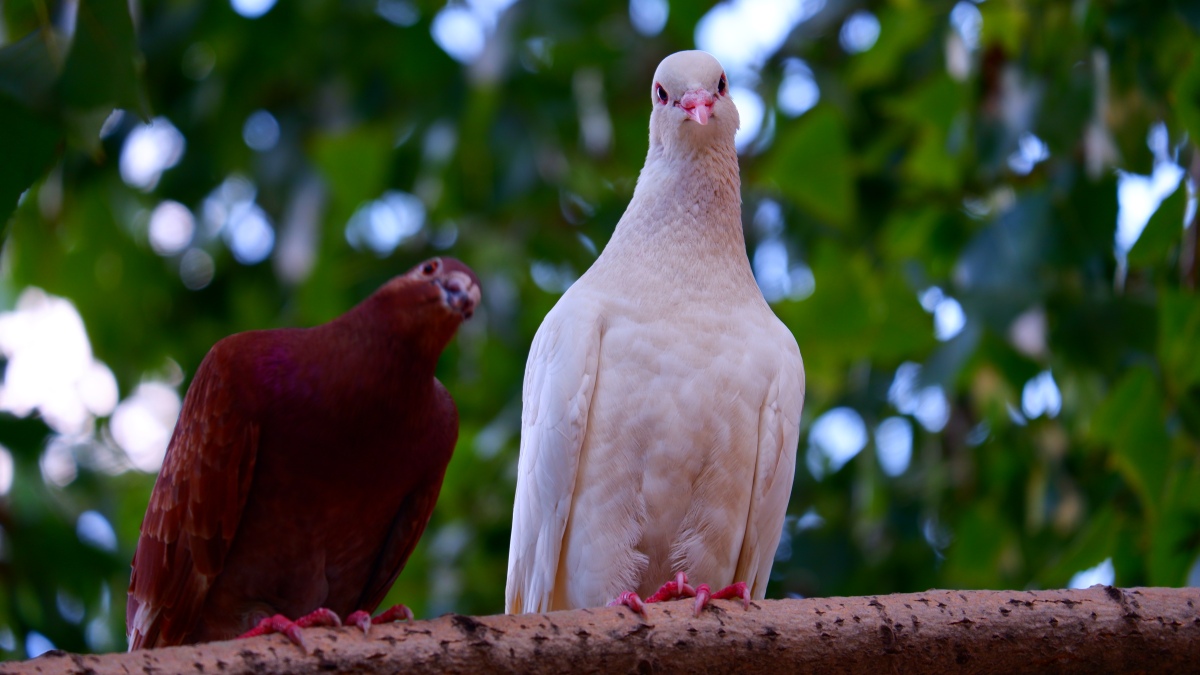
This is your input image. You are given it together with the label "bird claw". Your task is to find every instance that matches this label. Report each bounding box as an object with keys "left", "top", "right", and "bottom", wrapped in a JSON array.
[
  {"left": 373, "top": 604, "right": 415, "bottom": 625},
  {"left": 611, "top": 572, "right": 695, "bottom": 616},
  {"left": 346, "top": 604, "right": 414, "bottom": 637},
  {"left": 295, "top": 607, "right": 343, "bottom": 629},
  {"left": 237, "top": 607, "right": 342, "bottom": 652},
  {"left": 693, "top": 584, "right": 712, "bottom": 617},
  {"left": 645, "top": 572, "right": 695, "bottom": 603},
  {"left": 607, "top": 591, "right": 646, "bottom": 615},
  {"left": 611, "top": 575, "right": 751, "bottom": 617},
  {"left": 345, "top": 610, "right": 373, "bottom": 635},
  {"left": 694, "top": 581, "right": 751, "bottom": 615},
  {"left": 710, "top": 581, "right": 751, "bottom": 610}
]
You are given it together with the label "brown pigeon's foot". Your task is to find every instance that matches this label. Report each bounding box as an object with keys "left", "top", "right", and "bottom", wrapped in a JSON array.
[
  {"left": 608, "top": 572, "right": 697, "bottom": 616},
  {"left": 238, "top": 607, "right": 342, "bottom": 652},
  {"left": 345, "top": 604, "right": 414, "bottom": 635},
  {"left": 693, "top": 581, "right": 750, "bottom": 616}
]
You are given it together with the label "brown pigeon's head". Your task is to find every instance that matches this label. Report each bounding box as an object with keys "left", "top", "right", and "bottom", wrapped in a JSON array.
[
  {"left": 648, "top": 50, "right": 739, "bottom": 153},
  {"left": 400, "top": 256, "right": 481, "bottom": 321},
  {"left": 362, "top": 257, "right": 481, "bottom": 352}
]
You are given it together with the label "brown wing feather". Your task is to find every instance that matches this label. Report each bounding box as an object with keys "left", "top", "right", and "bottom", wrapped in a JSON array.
[
  {"left": 126, "top": 340, "right": 260, "bottom": 650},
  {"left": 354, "top": 384, "right": 458, "bottom": 613}
]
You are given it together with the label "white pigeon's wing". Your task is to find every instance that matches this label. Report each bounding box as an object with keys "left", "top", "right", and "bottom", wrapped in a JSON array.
[
  {"left": 505, "top": 301, "right": 602, "bottom": 614},
  {"left": 734, "top": 333, "right": 805, "bottom": 599}
]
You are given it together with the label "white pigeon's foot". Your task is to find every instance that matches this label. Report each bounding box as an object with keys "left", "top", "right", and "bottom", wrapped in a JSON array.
[
  {"left": 692, "top": 581, "right": 750, "bottom": 616},
  {"left": 607, "top": 590, "right": 647, "bottom": 615},
  {"left": 608, "top": 572, "right": 696, "bottom": 616}
]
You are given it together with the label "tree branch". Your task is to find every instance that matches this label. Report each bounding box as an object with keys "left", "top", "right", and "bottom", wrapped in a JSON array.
[{"left": 7, "top": 586, "right": 1199, "bottom": 674}]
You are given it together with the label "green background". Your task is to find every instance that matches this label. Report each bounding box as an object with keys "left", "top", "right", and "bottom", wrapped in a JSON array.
[{"left": 0, "top": 0, "right": 1198, "bottom": 659}]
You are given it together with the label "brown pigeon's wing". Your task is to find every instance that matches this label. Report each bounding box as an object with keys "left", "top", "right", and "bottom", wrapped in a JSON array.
[
  {"left": 126, "top": 339, "right": 261, "bottom": 649},
  {"left": 354, "top": 383, "right": 458, "bottom": 613},
  {"left": 353, "top": 477, "right": 446, "bottom": 613}
]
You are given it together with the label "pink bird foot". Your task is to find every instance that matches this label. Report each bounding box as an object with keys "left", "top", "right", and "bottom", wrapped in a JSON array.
[
  {"left": 345, "top": 603, "right": 415, "bottom": 636},
  {"left": 238, "top": 607, "right": 342, "bottom": 652},
  {"left": 608, "top": 574, "right": 752, "bottom": 618},
  {"left": 692, "top": 581, "right": 750, "bottom": 617},
  {"left": 607, "top": 572, "right": 696, "bottom": 616}
]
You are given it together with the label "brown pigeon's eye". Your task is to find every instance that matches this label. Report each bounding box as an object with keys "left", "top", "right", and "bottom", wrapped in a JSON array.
[
  {"left": 718, "top": 74, "right": 726, "bottom": 94},
  {"left": 656, "top": 84, "right": 668, "bottom": 103},
  {"left": 422, "top": 260, "right": 439, "bottom": 275}
]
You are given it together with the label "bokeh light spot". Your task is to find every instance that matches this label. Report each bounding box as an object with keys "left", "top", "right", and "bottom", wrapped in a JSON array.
[
  {"left": 1069, "top": 557, "right": 1115, "bottom": 588},
  {"left": 111, "top": 382, "right": 183, "bottom": 473},
  {"left": 231, "top": 0, "right": 276, "bottom": 19},
  {"left": 0, "top": 445, "right": 13, "bottom": 495},
  {"left": 377, "top": 0, "right": 419, "bottom": 26},
  {"left": 629, "top": 0, "right": 668, "bottom": 36},
  {"left": 876, "top": 416, "right": 913, "bottom": 477},
  {"left": 119, "top": 118, "right": 186, "bottom": 191},
  {"left": 242, "top": 109, "right": 280, "bottom": 152},
  {"left": 806, "top": 407, "right": 868, "bottom": 479},
  {"left": 839, "top": 10, "right": 880, "bottom": 54},
  {"left": 697, "top": 0, "right": 825, "bottom": 77},
  {"left": 179, "top": 248, "right": 216, "bottom": 290},
  {"left": 432, "top": 6, "right": 486, "bottom": 63},
  {"left": 778, "top": 59, "right": 819, "bottom": 117},
  {"left": 77, "top": 510, "right": 118, "bottom": 552},
  {"left": 148, "top": 200, "right": 195, "bottom": 256},
  {"left": 345, "top": 191, "right": 426, "bottom": 256},
  {"left": 25, "top": 632, "right": 55, "bottom": 659},
  {"left": 0, "top": 289, "right": 113, "bottom": 436},
  {"left": 731, "top": 85, "right": 763, "bottom": 152}
]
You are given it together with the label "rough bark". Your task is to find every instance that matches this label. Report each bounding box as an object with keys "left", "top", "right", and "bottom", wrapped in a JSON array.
[{"left": 5, "top": 586, "right": 1198, "bottom": 674}]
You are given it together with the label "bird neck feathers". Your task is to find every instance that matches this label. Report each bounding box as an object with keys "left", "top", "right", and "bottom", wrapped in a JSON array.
[
  {"left": 334, "top": 293, "right": 448, "bottom": 382},
  {"left": 603, "top": 134, "right": 749, "bottom": 285}
]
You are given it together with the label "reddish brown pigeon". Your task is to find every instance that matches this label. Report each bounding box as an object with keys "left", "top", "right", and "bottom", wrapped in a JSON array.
[
  {"left": 505, "top": 51, "right": 805, "bottom": 616},
  {"left": 127, "top": 257, "right": 480, "bottom": 649}
]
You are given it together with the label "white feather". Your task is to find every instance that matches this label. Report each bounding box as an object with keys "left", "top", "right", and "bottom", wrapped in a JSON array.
[{"left": 506, "top": 51, "right": 805, "bottom": 613}]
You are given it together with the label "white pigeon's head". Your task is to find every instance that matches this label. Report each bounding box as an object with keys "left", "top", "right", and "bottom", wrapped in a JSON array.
[{"left": 648, "top": 50, "right": 739, "bottom": 154}]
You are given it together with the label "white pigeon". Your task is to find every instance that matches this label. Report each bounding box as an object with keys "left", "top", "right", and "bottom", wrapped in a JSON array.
[{"left": 505, "top": 50, "right": 805, "bottom": 616}]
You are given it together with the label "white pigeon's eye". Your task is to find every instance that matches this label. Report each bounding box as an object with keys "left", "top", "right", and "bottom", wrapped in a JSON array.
[
  {"left": 421, "top": 259, "right": 440, "bottom": 276},
  {"left": 718, "top": 74, "right": 727, "bottom": 94},
  {"left": 656, "top": 84, "right": 668, "bottom": 103}
]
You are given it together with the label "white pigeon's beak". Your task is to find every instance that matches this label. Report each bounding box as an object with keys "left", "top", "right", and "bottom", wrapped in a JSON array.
[{"left": 679, "top": 88, "right": 714, "bottom": 125}]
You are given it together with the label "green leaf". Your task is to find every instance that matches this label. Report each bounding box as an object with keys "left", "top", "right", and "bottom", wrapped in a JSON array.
[
  {"left": 311, "top": 125, "right": 395, "bottom": 220},
  {"left": 1037, "top": 507, "right": 1118, "bottom": 588},
  {"left": 1127, "top": 176, "right": 1186, "bottom": 266},
  {"left": 1175, "top": 49, "right": 1200, "bottom": 144},
  {"left": 1148, "top": 508, "right": 1200, "bottom": 585},
  {"left": 0, "top": 95, "right": 62, "bottom": 228},
  {"left": 57, "top": 0, "right": 147, "bottom": 115},
  {"left": 1149, "top": 456, "right": 1200, "bottom": 585},
  {"left": 0, "top": 29, "right": 65, "bottom": 111},
  {"left": 763, "top": 106, "right": 855, "bottom": 226},
  {"left": 1159, "top": 289, "right": 1200, "bottom": 390},
  {"left": 848, "top": 6, "right": 935, "bottom": 88},
  {"left": 979, "top": 1, "right": 1029, "bottom": 55},
  {"left": 0, "top": 29, "right": 69, "bottom": 228},
  {"left": 943, "top": 505, "right": 1015, "bottom": 588},
  {"left": 1091, "top": 367, "right": 1170, "bottom": 517}
]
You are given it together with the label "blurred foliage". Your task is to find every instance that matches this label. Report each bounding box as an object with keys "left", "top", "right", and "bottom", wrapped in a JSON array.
[{"left": 0, "top": 0, "right": 1199, "bottom": 660}]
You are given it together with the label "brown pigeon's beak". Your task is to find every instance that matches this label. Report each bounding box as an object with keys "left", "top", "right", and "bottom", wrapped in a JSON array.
[
  {"left": 679, "top": 88, "right": 714, "bottom": 125},
  {"left": 438, "top": 270, "right": 481, "bottom": 319}
]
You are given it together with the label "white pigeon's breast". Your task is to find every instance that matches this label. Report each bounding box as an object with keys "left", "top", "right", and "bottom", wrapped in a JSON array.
[{"left": 557, "top": 289, "right": 796, "bottom": 606}]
